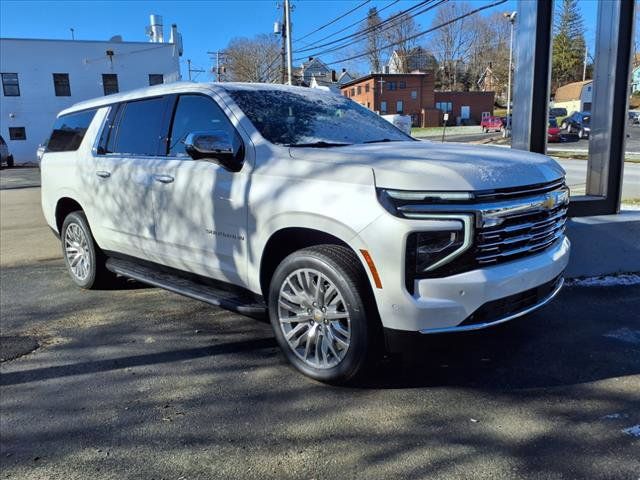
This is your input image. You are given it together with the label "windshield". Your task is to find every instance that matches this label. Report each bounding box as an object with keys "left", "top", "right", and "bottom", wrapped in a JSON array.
[{"left": 226, "top": 86, "right": 411, "bottom": 146}]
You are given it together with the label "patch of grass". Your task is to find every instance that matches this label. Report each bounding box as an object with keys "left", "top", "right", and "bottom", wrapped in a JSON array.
[
  {"left": 622, "top": 198, "right": 640, "bottom": 206},
  {"left": 411, "top": 125, "right": 482, "bottom": 137}
]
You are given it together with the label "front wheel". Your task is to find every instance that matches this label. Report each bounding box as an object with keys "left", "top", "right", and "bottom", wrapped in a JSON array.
[{"left": 268, "top": 245, "right": 377, "bottom": 384}]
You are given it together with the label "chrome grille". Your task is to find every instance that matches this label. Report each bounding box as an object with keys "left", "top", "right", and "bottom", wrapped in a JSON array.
[{"left": 475, "top": 202, "right": 568, "bottom": 266}]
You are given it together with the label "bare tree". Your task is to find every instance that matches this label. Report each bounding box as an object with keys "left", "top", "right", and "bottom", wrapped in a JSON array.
[
  {"left": 466, "top": 12, "right": 510, "bottom": 96},
  {"left": 361, "top": 7, "right": 385, "bottom": 73},
  {"left": 430, "top": 2, "right": 477, "bottom": 90},
  {"left": 384, "top": 11, "right": 419, "bottom": 73},
  {"left": 224, "top": 34, "right": 281, "bottom": 83}
]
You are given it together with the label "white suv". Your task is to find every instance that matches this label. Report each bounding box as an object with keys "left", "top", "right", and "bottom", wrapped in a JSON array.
[{"left": 41, "top": 83, "right": 570, "bottom": 383}]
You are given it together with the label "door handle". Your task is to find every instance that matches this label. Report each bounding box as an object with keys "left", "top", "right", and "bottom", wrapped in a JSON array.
[
  {"left": 153, "top": 174, "right": 174, "bottom": 184},
  {"left": 96, "top": 170, "right": 111, "bottom": 178}
]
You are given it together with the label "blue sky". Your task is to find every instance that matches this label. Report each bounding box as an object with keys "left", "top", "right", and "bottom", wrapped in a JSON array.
[{"left": 1, "top": 0, "right": 599, "bottom": 81}]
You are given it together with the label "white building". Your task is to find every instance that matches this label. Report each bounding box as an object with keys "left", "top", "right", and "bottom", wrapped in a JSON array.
[{"left": 0, "top": 18, "right": 182, "bottom": 163}]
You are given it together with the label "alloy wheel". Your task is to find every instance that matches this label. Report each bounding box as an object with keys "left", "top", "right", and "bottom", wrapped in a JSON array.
[
  {"left": 277, "top": 268, "right": 351, "bottom": 369},
  {"left": 64, "top": 223, "right": 91, "bottom": 281}
]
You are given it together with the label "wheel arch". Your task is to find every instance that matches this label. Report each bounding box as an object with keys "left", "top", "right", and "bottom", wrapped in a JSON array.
[{"left": 55, "top": 197, "right": 86, "bottom": 234}]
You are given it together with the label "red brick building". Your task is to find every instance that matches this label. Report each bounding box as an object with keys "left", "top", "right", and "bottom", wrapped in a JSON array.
[
  {"left": 340, "top": 73, "right": 494, "bottom": 127},
  {"left": 340, "top": 73, "right": 441, "bottom": 127},
  {"left": 433, "top": 91, "right": 495, "bottom": 126}
]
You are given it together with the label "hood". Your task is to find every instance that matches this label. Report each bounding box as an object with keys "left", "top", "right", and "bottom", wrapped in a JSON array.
[{"left": 289, "top": 140, "right": 565, "bottom": 191}]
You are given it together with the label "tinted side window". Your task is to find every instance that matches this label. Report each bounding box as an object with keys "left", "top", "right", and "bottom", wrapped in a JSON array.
[
  {"left": 112, "top": 97, "right": 169, "bottom": 156},
  {"left": 48, "top": 110, "right": 97, "bottom": 152},
  {"left": 168, "top": 95, "right": 236, "bottom": 157}
]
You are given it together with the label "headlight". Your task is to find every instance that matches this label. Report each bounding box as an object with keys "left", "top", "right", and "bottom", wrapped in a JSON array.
[{"left": 406, "top": 219, "right": 470, "bottom": 274}]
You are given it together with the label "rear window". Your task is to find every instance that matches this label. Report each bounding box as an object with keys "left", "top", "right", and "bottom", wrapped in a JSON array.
[{"left": 48, "top": 110, "right": 97, "bottom": 152}]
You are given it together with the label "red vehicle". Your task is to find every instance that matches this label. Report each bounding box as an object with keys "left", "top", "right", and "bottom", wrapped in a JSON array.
[
  {"left": 548, "top": 117, "right": 561, "bottom": 143},
  {"left": 481, "top": 116, "right": 503, "bottom": 133}
]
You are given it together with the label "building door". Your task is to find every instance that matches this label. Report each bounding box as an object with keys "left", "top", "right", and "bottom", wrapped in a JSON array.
[{"left": 461, "top": 105, "right": 471, "bottom": 120}]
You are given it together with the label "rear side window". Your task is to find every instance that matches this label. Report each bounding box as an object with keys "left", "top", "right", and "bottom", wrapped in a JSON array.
[
  {"left": 109, "top": 97, "right": 169, "bottom": 156},
  {"left": 48, "top": 110, "right": 96, "bottom": 152}
]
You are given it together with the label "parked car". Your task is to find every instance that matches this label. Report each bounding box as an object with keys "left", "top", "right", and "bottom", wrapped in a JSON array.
[
  {"left": 40, "top": 83, "right": 570, "bottom": 384},
  {"left": 548, "top": 117, "right": 561, "bottom": 143},
  {"left": 0, "top": 135, "right": 14, "bottom": 168},
  {"left": 36, "top": 141, "right": 47, "bottom": 165},
  {"left": 549, "top": 107, "right": 567, "bottom": 118},
  {"left": 561, "top": 111, "right": 591, "bottom": 139},
  {"left": 480, "top": 116, "right": 503, "bottom": 133},
  {"left": 628, "top": 110, "right": 640, "bottom": 125}
]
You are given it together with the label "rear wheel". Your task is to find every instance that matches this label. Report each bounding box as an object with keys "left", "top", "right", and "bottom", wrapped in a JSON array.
[
  {"left": 6, "top": 155, "right": 14, "bottom": 168},
  {"left": 268, "top": 245, "right": 377, "bottom": 384},
  {"left": 61, "top": 211, "right": 112, "bottom": 289}
]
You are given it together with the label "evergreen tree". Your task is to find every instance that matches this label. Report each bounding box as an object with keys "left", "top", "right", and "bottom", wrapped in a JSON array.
[{"left": 552, "top": 0, "right": 587, "bottom": 92}]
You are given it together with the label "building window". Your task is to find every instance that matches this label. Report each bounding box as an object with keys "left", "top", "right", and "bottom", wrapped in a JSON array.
[
  {"left": 53, "top": 73, "right": 71, "bottom": 96},
  {"left": 396, "top": 100, "right": 404, "bottom": 113},
  {"left": 387, "top": 81, "right": 397, "bottom": 91},
  {"left": 365, "top": 84, "right": 370, "bottom": 93},
  {"left": 411, "top": 90, "right": 417, "bottom": 100},
  {"left": 9, "top": 127, "right": 26, "bottom": 140},
  {"left": 380, "top": 101, "right": 387, "bottom": 113},
  {"left": 399, "top": 81, "right": 406, "bottom": 89},
  {"left": 148, "top": 74, "right": 164, "bottom": 86},
  {"left": 436, "top": 101, "right": 453, "bottom": 112},
  {"left": 102, "top": 74, "right": 119, "bottom": 95},
  {"left": 351, "top": 87, "right": 355, "bottom": 96},
  {"left": 1, "top": 73, "right": 20, "bottom": 96},
  {"left": 357, "top": 85, "right": 362, "bottom": 95}
]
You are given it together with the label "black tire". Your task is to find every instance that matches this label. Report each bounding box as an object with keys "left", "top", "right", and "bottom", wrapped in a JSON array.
[
  {"left": 578, "top": 128, "right": 585, "bottom": 139},
  {"left": 268, "top": 245, "right": 379, "bottom": 384},
  {"left": 61, "top": 211, "right": 112, "bottom": 289},
  {"left": 7, "top": 155, "right": 14, "bottom": 168}
]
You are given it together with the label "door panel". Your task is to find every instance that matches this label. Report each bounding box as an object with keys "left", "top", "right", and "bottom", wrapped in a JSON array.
[
  {"left": 146, "top": 94, "right": 249, "bottom": 285},
  {"left": 91, "top": 96, "right": 173, "bottom": 257}
]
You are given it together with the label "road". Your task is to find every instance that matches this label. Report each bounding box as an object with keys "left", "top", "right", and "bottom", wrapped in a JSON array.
[{"left": 1, "top": 169, "right": 639, "bottom": 480}]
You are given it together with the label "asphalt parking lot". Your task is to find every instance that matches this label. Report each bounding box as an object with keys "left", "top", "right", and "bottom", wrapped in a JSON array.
[{"left": 1, "top": 168, "right": 639, "bottom": 479}]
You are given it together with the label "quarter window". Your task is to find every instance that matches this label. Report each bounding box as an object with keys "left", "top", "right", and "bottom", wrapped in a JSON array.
[
  {"left": 8, "top": 127, "right": 26, "bottom": 140},
  {"left": 102, "top": 74, "right": 119, "bottom": 95},
  {"left": 168, "top": 95, "right": 236, "bottom": 157},
  {"left": 1, "top": 73, "right": 20, "bottom": 96},
  {"left": 48, "top": 110, "right": 97, "bottom": 152},
  {"left": 53, "top": 73, "right": 71, "bottom": 96},
  {"left": 110, "top": 97, "right": 169, "bottom": 156},
  {"left": 148, "top": 74, "right": 164, "bottom": 86}
]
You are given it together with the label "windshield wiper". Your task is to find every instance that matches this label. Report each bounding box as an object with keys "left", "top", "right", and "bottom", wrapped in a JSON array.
[
  {"left": 363, "top": 138, "right": 399, "bottom": 144},
  {"left": 285, "top": 141, "right": 352, "bottom": 148}
]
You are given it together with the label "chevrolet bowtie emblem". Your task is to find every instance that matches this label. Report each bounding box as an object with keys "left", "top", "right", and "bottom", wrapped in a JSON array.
[{"left": 543, "top": 194, "right": 556, "bottom": 210}]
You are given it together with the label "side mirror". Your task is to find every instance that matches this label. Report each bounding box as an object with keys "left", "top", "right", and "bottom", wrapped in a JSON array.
[{"left": 184, "top": 130, "right": 244, "bottom": 172}]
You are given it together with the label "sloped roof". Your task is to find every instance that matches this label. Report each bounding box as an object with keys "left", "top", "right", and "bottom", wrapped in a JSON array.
[{"left": 554, "top": 80, "right": 592, "bottom": 102}]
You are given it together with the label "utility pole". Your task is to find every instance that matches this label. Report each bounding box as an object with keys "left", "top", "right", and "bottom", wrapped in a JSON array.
[
  {"left": 186, "top": 59, "right": 205, "bottom": 82},
  {"left": 503, "top": 11, "right": 517, "bottom": 138},
  {"left": 582, "top": 45, "right": 588, "bottom": 81},
  {"left": 70, "top": 28, "right": 75, "bottom": 40},
  {"left": 284, "top": 0, "right": 293, "bottom": 85},
  {"left": 207, "top": 51, "right": 225, "bottom": 81},
  {"left": 280, "top": 7, "right": 286, "bottom": 84}
]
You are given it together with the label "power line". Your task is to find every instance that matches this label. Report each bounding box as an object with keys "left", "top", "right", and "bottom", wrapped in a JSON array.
[
  {"left": 294, "top": 0, "right": 372, "bottom": 43},
  {"left": 321, "top": 0, "right": 508, "bottom": 67},
  {"left": 293, "top": 0, "right": 442, "bottom": 61},
  {"left": 294, "top": 0, "right": 400, "bottom": 50}
]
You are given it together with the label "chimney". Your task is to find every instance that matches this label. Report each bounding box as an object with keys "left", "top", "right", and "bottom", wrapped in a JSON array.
[
  {"left": 308, "top": 56, "right": 314, "bottom": 62},
  {"left": 342, "top": 68, "right": 346, "bottom": 73},
  {"left": 331, "top": 70, "right": 337, "bottom": 82},
  {"left": 149, "top": 14, "right": 164, "bottom": 43},
  {"left": 169, "top": 23, "right": 183, "bottom": 56}
]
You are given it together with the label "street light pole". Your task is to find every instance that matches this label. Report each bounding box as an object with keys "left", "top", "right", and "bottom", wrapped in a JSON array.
[{"left": 504, "top": 11, "right": 517, "bottom": 138}]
